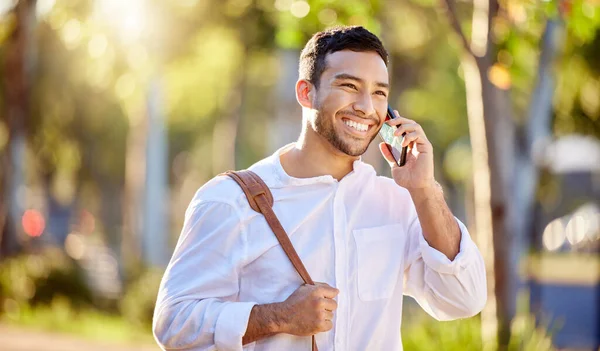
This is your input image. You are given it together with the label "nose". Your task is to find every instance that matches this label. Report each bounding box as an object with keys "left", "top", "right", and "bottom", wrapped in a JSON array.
[{"left": 352, "top": 91, "right": 376, "bottom": 118}]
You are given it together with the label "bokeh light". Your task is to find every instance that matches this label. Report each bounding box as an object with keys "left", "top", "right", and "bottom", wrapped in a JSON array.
[
  {"left": 318, "top": 8, "right": 337, "bottom": 25},
  {"left": 36, "top": 0, "right": 55, "bottom": 18},
  {"left": 488, "top": 63, "right": 511, "bottom": 90},
  {"left": 79, "top": 210, "right": 96, "bottom": 235},
  {"left": 290, "top": 1, "right": 310, "bottom": 18},
  {"left": 21, "top": 209, "right": 45, "bottom": 237},
  {"left": 274, "top": 0, "right": 292, "bottom": 11},
  {"left": 565, "top": 214, "right": 587, "bottom": 245},
  {"left": 542, "top": 218, "right": 566, "bottom": 251},
  {"left": 61, "top": 18, "right": 82, "bottom": 50},
  {"left": 0, "top": 0, "right": 598, "bottom": 349},
  {"left": 87, "top": 34, "right": 108, "bottom": 59},
  {"left": 94, "top": 0, "right": 147, "bottom": 43},
  {"left": 65, "top": 233, "right": 85, "bottom": 260}
]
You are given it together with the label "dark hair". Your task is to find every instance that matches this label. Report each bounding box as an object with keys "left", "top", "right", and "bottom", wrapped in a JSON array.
[{"left": 299, "top": 26, "right": 389, "bottom": 89}]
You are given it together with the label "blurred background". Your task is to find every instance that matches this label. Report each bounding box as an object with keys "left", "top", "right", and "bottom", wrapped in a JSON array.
[{"left": 0, "top": 0, "right": 599, "bottom": 350}]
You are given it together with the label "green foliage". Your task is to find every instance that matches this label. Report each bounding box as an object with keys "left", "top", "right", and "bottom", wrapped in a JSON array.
[
  {"left": 121, "top": 269, "right": 163, "bottom": 330},
  {"left": 1, "top": 297, "right": 153, "bottom": 343},
  {"left": 402, "top": 316, "right": 483, "bottom": 350},
  {"left": 0, "top": 249, "right": 93, "bottom": 313},
  {"left": 0, "top": 253, "right": 158, "bottom": 342},
  {"left": 401, "top": 314, "right": 555, "bottom": 351},
  {"left": 1, "top": 0, "right": 599, "bottom": 345},
  {"left": 565, "top": 0, "right": 600, "bottom": 44},
  {"left": 166, "top": 26, "right": 244, "bottom": 125},
  {"left": 273, "top": 0, "right": 382, "bottom": 49}
]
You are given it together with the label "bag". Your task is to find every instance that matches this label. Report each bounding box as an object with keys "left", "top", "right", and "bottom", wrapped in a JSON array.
[{"left": 223, "top": 170, "right": 319, "bottom": 351}]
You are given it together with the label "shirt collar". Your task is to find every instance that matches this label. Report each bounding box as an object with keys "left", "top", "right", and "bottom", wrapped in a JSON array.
[{"left": 260, "top": 143, "right": 371, "bottom": 187}]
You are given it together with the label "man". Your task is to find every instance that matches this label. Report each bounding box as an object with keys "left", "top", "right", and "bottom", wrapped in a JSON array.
[{"left": 153, "top": 26, "right": 487, "bottom": 351}]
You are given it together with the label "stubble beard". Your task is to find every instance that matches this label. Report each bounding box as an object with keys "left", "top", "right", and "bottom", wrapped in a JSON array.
[{"left": 313, "top": 107, "right": 379, "bottom": 157}]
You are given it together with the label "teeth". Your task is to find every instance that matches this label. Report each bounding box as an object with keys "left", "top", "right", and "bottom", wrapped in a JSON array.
[{"left": 344, "top": 119, "right": 368, "bottom": 132}]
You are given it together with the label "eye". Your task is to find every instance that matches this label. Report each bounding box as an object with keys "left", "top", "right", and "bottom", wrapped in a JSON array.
[
  {"left": 375, "top": 91, "right": 387, "bottom": 97},
  {"left": 342, "top": 83, "right": 358, "bottom": 90}
]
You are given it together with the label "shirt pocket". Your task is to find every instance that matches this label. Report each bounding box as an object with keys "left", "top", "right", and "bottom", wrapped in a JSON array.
[{"left": 352, "top": 224, "right": 406, "bottom": 301}]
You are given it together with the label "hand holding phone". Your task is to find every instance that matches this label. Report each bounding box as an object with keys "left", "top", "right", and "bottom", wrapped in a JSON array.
[{"left": 378, "top": 106, "right": 408, "bottom": 167}]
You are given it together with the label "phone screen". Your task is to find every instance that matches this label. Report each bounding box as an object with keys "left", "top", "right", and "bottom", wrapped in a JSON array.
[{"left": 378, "top": 106, "right": 407, "bottom": 166}]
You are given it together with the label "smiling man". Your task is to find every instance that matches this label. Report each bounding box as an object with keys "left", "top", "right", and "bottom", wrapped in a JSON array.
[{"left": 153, "top": 26, "right": 487, "bottom": 351}]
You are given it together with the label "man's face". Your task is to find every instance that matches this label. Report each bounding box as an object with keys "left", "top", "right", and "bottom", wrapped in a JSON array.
[{"left": 310, "top": 50, "right": 389, "bottom": 157}]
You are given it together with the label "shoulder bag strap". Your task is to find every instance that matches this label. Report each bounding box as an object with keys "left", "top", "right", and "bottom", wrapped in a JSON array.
[{"left": 222, "top": 170, "right": 318, "bottom": 351}]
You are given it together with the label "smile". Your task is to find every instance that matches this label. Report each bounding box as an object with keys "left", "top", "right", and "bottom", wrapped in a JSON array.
[{"left": 342, "top": 118, "right": 370, "bottom": 133}]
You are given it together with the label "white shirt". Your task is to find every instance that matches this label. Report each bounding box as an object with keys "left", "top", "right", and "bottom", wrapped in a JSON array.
[{"left": 153, "top": 144, "right": 487, "bottom": 351}]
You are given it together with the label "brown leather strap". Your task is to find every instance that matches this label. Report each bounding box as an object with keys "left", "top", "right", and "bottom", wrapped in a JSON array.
[{"left": 223, "top": 170, "right": 318, "bottom": 351}]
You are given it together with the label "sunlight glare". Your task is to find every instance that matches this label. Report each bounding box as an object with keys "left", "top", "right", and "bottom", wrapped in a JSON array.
[
  {"left": 36, "top": 0, "right": 55, "bottom": 18},
  {"left": 61, "top": 18, "right": 82, "bottom": 50},
  {"left": 0, "top": 0, "right": 16, "bottom": 18},
  {"left": 176, "top": 0, "right": 200, "bottom": 7},
  {"left": 95, "top": 0, "right": 147, "bottom": 43},
  {"left": 88, "top": 34, "right": 108, "bottom": 58}
]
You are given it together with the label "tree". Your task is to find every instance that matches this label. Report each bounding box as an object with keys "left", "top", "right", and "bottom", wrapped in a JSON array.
[
  {"left": 0, "top": 0, "right": 37, "bottom": 258},
  {"left": 439, "top": 0, "right": 600, "bottom": 346}
]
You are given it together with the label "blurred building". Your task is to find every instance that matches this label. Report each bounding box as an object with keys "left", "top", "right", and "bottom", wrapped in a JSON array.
[{"left": 530, "top": 135, "right": 600, "bottom": 350}]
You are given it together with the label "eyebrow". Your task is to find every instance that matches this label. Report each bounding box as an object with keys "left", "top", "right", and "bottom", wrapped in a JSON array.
[{"left": 333, "top": 73, "right": 390, "bottom": 89}]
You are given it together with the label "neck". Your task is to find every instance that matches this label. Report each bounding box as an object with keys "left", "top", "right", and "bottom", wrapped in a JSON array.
[{"left": 280, "top": 125, "right": 358, "bottom": 181}]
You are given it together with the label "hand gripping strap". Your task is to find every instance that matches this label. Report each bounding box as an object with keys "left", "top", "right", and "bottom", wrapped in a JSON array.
[{"left": 222, "top": 170, "right": 318, "bottom": 351}]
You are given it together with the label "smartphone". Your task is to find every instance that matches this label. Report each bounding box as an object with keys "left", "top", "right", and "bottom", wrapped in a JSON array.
[{"left": 378, "top": 106, "right": 408, "bottom": 167}]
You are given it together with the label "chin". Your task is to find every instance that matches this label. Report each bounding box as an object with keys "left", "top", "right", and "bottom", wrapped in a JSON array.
[
  {"left": 348, "top": 147, "right": 369, "bottom": 157},
  {"left": 338, "top": 141, "right": 370, "bottom": 157}
]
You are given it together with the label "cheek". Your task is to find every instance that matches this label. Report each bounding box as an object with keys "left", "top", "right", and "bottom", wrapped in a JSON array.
[
  {"left": 318, "top": 91, "right": 342, "bottom": 112},
  {"left": 375, "top": 102, "right": 388, "bottom": 121},
  {"left": 326, "top": 91, "right": 357, "bottom": 112}
]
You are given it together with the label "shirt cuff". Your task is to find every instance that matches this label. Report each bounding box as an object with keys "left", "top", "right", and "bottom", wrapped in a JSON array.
[
  {"left": 418, "top": 218, "right": 476, "bottom": 275},
  {"left": 214, "top": 301, "right": 257, "bottom": 351}
]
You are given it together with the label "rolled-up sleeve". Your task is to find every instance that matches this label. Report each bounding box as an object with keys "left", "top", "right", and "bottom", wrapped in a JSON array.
[
  {"left": 153, "top": 200, "right": 256, "bottom": 351},
  {"left": 403, "top": 218, "right": 487, "bottom": 321}
]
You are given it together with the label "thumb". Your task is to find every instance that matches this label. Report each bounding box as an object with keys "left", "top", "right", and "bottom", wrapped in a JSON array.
[
  {"left": 314, "top": 282, "right": 340, "bottom": 297},
  {"left": 378, "top": 142, "right": 396, "bottom": 166}
]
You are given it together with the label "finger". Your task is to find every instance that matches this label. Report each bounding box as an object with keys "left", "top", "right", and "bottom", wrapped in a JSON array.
[
  {"left": 320, "top": 320, "right": 333, "bottom": 332},
  {"left": 322, "top": 298, "right": 338, "bottom": 311},
  {"left": 386, "top": 115, "right": 415, "bottom": 126},
  {"left": 408, "top": 142, "right": 418, "bottom": 157},
  {"left": 394, "top": 123, "right": 422, "bottom": 137},
  {"left": 322, "top": 310, "right": 334, "bottom": 321},
  {"left": 414, "top": 138, "right": 433, "bottom": 153},
  {"left": 378, "top": 142, "right": 397, "bottom": 166},
  {"left": 314, "top": 282, "right": 336, "bottom": 290},
  {"left": 401, "top": 131, "right": 419, "bottom": 147},
  {"left": 405, "top": 132, "right": 433, "bottom": 153},
  {"left": 401, "top": 130, "right": 431, "bottom": 147},
  {"left": 315, "top": 284, "right": 339, "bottom": 298}
]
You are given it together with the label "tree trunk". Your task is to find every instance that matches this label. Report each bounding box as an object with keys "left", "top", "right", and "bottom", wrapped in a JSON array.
[
  {"left": 461, "top": 53, "right": 499, "bottom": 346},
  {"left": 212, "top": 47, "right": 249, "bottom": 174},
  {"left": 100, "top": 180, "right": 124, "bottom": 272},
  {"left": 0, "top": 0, "right": 37, "bottom": 258},
  {"left": 444, "top": 0, "right": 519, "bottom": 345},
  {"left": 143, "top": 76, "right": 169, "bottom": 267},
  {"left": 123, "top": 106, "right": 147, "bottom": 268},
  {"left": 269, "top": 49, "right": 302, "bottom": 153},
  {"left": 446, "top": 0, "right": 563, "bottom": 345},
  {"left": 479, "top": 63, "right": 518, "bottom": 347},
  {"left": 515, "top": 18, "right": 560, "bottom": 261}
]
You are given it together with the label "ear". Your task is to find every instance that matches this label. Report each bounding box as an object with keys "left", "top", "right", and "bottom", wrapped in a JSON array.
[{"left": 295, "top": 79, "right": 314, "bottom": 109}]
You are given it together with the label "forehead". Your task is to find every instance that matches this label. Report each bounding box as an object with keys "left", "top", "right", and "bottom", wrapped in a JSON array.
[{"left": 322, "top": 50, "right": 389, "bottom": 84}]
